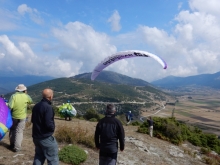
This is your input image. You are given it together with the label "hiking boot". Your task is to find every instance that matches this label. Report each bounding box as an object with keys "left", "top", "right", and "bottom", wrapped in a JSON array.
[{"left": 7, "top": 144, "right": 14, "bottom": 150}]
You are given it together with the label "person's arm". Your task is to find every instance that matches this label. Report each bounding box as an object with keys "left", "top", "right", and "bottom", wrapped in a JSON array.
[
  {"left": 8, "top": 95, "right": 14, "bottom": 110},
  {"left": 94, "top": 123, "right": 100, "bottom": 149},
  {"left": 117, "top": 120, "right": 125, "bottom": 151},
  {"left": 44, "top": 106, "right": 55, "bottom": 132},
  {"left": 27, "top": 95, "right": 33, "bottom": 104},
  {"left": 31, "top": 107, "right": 34, "bottom": 123}
]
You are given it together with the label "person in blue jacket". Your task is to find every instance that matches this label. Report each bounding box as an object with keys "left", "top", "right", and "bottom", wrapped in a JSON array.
[{"left": 126, "top": 111, "right": 133, "bottom": 125}]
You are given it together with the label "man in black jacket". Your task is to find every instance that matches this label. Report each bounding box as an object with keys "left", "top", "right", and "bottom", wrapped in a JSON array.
[
  {"left": 147, "top": 116, "right": 154, "bottom": 137},
  {"left": 31, "top": 88, "right": 59, "bottom": 165},
  {"left": 95, "top": 104, "right": 125, "bottom": 165}
]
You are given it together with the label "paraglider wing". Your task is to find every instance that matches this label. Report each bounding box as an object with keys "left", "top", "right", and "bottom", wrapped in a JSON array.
[
  {"left": 0, "top": 98, "right": 12, "bottom": 141},
  {"left": 58, "top": 103, "right": 77, "bottom": 118},
  {"left": 91, "top": 50, "right": 167, "bottom": 81}
]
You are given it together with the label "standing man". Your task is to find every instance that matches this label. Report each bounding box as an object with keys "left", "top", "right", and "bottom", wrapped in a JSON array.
[
  {"left": 95, "top": 104, "right": 125, "bottom": 165},
  {"left": 8, "top": 84, "right": 32, "bottom": 152},
  {"left": 147, "top": 116, "right": 154, "bottom": 137},
  {"left": 31, "top": 88, "right": 59, "bottom": 165}
]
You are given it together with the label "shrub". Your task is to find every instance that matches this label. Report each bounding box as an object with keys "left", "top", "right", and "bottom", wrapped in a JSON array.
[
  {"left": 55, "top": 124, "right": 95, "bottom": 148},
  {"left": 53, "top": 106, "right": 60, "bottom": 116},
  {"left": 201, "top": 147, "right": 211, "bottom": 154},
  {"left": 137, "top": 116, "right": 220, "bottom": 154},
  {"left": 132, "top": 121, "right": 141, "bottom": 126},
  {"left": 59, "top": 145, "right": 87, "bottom": 165},
  {"left": 84, "top": 108, "right": 100, "bottom": 121},
  {"left": 165, "top": 122, "right": 182, "bottom": 144},
  {"left": 79, "top": 116, "right": 85, "bottom": 120},
  {"left": 202, "top": 155, "right": 220, "bottom": 165},
  {"left": 137, "top": 127, "right": 148, "bottom": 134},
  {"left": 89, "top": 118, "right": 98, "bottom": 122}
]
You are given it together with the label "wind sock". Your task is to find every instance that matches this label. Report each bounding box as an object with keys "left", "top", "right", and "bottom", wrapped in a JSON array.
[{"left": 0, "top": 98, "right": 13, "bottom": 141}]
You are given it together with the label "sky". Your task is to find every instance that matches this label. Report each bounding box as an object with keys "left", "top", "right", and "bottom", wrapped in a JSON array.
[{"left": 0, "top": 0, "right": 220, "bottom": 82}]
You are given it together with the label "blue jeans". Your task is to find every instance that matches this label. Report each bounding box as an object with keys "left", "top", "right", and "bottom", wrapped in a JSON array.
[
  {"left": 33, "top": 136, "right": 59, "bottom": 165},
  {"left": 99, "top": 152, "right": 117, "bottom": 165}
]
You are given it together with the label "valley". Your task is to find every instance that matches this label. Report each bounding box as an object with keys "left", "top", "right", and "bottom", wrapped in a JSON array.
[{"left": 141, "top": 89, "right": 220, "bottom": 137}]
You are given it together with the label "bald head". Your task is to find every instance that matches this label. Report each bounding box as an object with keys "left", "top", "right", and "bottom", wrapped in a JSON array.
[{"left": 42, "top": 88, "right": 53, "bottom": 101}]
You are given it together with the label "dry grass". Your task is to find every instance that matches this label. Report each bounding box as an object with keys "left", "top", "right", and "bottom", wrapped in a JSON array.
[{"left": 55, "top": 123, "right": 95, "bottom": 149}]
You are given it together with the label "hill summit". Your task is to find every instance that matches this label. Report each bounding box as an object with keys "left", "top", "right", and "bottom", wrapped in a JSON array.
[{"left": 73, "top": 71, "right": 150, "bottom": 86}]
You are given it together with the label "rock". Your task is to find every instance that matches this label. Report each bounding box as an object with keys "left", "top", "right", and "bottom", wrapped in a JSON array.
[
  {"left": 210, "top": 151, "right": 218, "bottom": 155},
  {"left": 169, "top": 146, "right": 184, "bottom": 158},
  {"left": 13, "top": 154, "right": 24, "bottom": 158},
  {"left": 84, "top": 150, "right": 88, "bottom": 154},
  {"left": 182, "top": 143, "right": 188, "bottom": 148}
]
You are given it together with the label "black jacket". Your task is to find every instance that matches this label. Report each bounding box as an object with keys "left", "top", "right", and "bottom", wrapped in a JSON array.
[
  {"left": 31, "top": 98, "right": 55, "bottom": 139},
  {"left": 95, "top": 114, "right": 125, "bottom": 153},
  {"left": 147, "top": 119, "right": 153, "bottom": 127}
]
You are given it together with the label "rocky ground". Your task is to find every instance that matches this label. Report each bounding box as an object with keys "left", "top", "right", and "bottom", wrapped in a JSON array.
[{"left": 0, "top": 117, "right": 209, "bottom": 165}]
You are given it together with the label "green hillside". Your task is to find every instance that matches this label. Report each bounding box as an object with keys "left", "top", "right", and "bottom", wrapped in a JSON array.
[
  {"left": 24, "top": 77, "right": 167, "bottom": 103},
  {"left": 74, "top": 71, "right": 150, "bottom": 86},
  {"left": 5, "top": 72, "right": 171, "bottom": 116}
]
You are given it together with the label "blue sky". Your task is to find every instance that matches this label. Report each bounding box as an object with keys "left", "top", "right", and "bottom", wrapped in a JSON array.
[{"left": 0, "top": 0, "right": 220, "bottom": 82}]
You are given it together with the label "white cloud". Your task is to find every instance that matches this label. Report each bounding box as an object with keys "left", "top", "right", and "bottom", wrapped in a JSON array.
[
  {"left": 0, "top": 35, "right": 23, "bottom": 58},
  {"left": 1, "top": 1, "right": 220, "bottom": 82},
  {"left": 17, "top": 4, "right": 44, "bottom": 25},
  {"left": 0, "top": 35, "right": 81, "bottom": 77},
  {"left": 108, "top": 10, "right": 121, "bottom": 32},
  {"left": 52, "top": 21, "right": 117, "bottom": 73},
  {"left": 189, "top": 0, "right": 220, "bottom": 15},
  {"left": 19, "top": 42, "right": 36, "bottom": 58},
  {"left": 17, "top": 4, "right": 32, "bottom": 15},
  {"left": 108, "top": 1, "right": 220, "bottom": 82},
  {"left": 0, "top": 52, "right": 5, "bottom": 58}
]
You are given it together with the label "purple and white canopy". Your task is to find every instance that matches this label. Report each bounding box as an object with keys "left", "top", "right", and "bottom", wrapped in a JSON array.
[{"left": 91, "top": 50, "right": 167, "bottom": 81}]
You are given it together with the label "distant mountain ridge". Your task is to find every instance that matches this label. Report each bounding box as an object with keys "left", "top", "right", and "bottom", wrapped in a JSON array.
[
  {"left": 0, "top": 75, "right": 54, "bottom": 94},
  {"left": 152, "top": 72, "right": 220, "bottom": 89},
  {"left": 74, "top": 71, "right": 150, "bottom": 86}
]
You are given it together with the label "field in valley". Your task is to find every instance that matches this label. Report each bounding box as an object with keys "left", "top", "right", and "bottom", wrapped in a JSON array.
[{"left": 141, "top": 94, "right": 220, "bottom": 137}]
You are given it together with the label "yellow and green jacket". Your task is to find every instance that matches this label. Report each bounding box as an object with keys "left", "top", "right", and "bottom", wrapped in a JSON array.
[{"left": 8, "top": 92, "right": 32, "bottom": 119}]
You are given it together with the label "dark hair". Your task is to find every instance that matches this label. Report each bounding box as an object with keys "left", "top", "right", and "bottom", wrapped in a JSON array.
[{"left": 106, "top": 104, "right": 116, "bottom": 114}]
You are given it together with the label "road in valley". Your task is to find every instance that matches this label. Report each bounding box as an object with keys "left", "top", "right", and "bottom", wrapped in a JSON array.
[{"left": 139, "top": 102, "right": 165, "bottom": 122}]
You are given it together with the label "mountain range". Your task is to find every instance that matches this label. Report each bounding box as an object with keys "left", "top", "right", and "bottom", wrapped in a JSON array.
[
  {"left": 152, "top": 71, "right": 220, "bottom": 89},
  {"left": 0, "top": 75, "right": 54, "bottom": 94},
  {"left": 3, "top": 71, "right": 169, "bottom": 116},
  {"left": 2, "top": 71, "right": 220, "bottom": 96}
]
